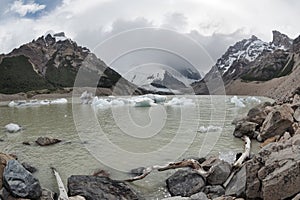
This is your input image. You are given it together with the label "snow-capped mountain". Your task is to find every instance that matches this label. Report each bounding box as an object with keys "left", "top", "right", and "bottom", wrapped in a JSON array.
[
  {"left": 124, "top": 65, "right": 200, "bottom": 93},
  {"left": 192, "top": 30, "right": 296, "bottom": 95}
]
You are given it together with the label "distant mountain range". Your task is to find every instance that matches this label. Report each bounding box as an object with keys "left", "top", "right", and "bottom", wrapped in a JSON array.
[
  {"left": 0, "top": 32, "right": 145, "bottom": 95},
  {"left": 192, "top": 30, "right": 300, "bottom": 100}
]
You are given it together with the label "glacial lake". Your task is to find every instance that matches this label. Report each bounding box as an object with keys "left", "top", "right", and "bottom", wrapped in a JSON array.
[{"left": 0, "top": 95, "right": 271, "bottom": 199}]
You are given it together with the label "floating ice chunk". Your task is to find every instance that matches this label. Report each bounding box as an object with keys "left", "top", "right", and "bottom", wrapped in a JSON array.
[
  {"left": 245, "top": 96, "right": 261, "bottom": 104},
  {"left": 50, "top": 98, "right": 68, "bottom": 104},
  {"left": 198, "top": 125, "right": 222, "bottom": 133},
  {"left": 110, "top": 99, "right": 125, "bottom": 106},
  {"left": 165, "top": 97, "right": 194, "bottom": 106},
  {"left": 8, "top": 101, "right": 16, "bottom": 107},
  {"left": 80, "top": 91, "right": 93, "bottom": 104},
  {"left": 219, "top": 151, "right": 237, "bottom": 164},
  {"left": 40, "top": 99, "right": 50, "bottom": 105},
  {"left": 143, "top": 94, "right": 167, "bottom": 103},
  {"left": 5, "top": 123, "right": 22, "bottom": 133},
  {"left": 92, "top": 97, "right": 111, "bottom": 108},
  {"left": 134, "top": 97, "right": 156, "bottom": 107},
  {"left": 230, "top": 96, "right": 245, "bottom": 107}
]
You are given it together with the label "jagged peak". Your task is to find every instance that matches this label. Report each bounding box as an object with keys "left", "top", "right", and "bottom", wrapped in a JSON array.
[
  {"left": 271, "top": 30, "right": 292, "bottom": 49},
  {"left": 43, "top": 30, "right": 69, "bottom": 42}
]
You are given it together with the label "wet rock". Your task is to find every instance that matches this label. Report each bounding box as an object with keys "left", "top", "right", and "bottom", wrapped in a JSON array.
[
  {"left": 22, "top": 141, "right": 31, "bottom": 146},
  {"left": 166, "top": 169, "right": 206, "bottom": 197},
  {"left": 35, "top": 137, "right": 61, "bottom": 146},
  {"left": 260, "top": 104, "right": 294, "bottom": 140},
  {"left": 67, "top": 175, "right": 139, "bottom": 200},
  {"left": 207, "top": 161, "right": 231, "bottom": 185},
  {"left": 233, "top": 121, "right": 258, "bottom": 139},
  {"left": 21, "top": 162, "right": 37, "bottom": 173},
  {"left": 294, "top": 107, "right": 300, "bottom": 122},
  {"left": 130, "top": 167, "right": 145, "bottom": 176},
  {"left": 225, "top": 165, "right": 246, "bottom": 197},
  {"left": 40, "top": 188, "right": 56, "bottom": 200},
  {"left": 0, "top": 153, "right": 15, "bottom": 188},
  {"left": 202, "top": 185, "right": 225, "bottom": 199},
  {"left": 247, "top": 102, "right": 272, "bottom": 125},
  {"left": 3, "top": 160, "right": 42, "bottom": 199},
  {"left": 190, "top": 192, "right": 209, "bottom": 200}
]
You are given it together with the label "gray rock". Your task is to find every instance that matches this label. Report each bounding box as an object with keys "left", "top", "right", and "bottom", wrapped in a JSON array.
[
  {"left": 67, "top": 175, "right": 139, "bottom": 200},
  {"left": 130, "top": 167, "right": 145, "bottom": 176},
  {"left": 233, "top": 121, "right": 258, "bottom": 138},
  {"left": 294, "top": 107, "right": 300, "bottom": 122},
  {"left": 225, "top": 165, "right": 246, "bottom": 197},
  {"left": 247, "top": 102, "right": 272, "bottom": 125},
  {"left": 22, "top": 162, "right": 37, "bottom": 174},
  {"left": 202, "top": 185, "right": 225, "bottom": 199},
  {"left": 166, "top": 169, "right": 206, "bottom": 197},
  {"left": 35, "top": 137, "right": 61, "bottom": 146},
  {"left": 40, "top": 188, "right": 56, "bottom": 200},
  {"left": 190, "top": 192, "right": 209, "bottom": 200},
  {"left": 260, "top": 104, "right": 294, "bottom": 140},
  {"left": 207, "top": 161, "right": 231, "bottom": 185},
  {"left": 3, "top": 160, "right": 42, "bottom": 199}
]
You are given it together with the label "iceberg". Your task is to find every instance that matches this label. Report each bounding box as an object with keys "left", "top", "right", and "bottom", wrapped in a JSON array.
[
  {"left": 50, "top": 98, "right": 68, "bottom": 104},
  {"left": 142, "top": 94, "right": 167, "bottom": 103},
  {"left": 134, "top": 97, "right": 156, "bottom": 107},
  {"left": 165, "top": 97, "right": 195, "bottom": 106},
  {"left": 245, "top": 96, "right": 261, "bottom": 104},
  {"left": 230, "top": 96, "right": 245, "bottom": 107},
  {"left": 80, "top": 91, "right": 93, "bottom": 104},
  {"left": 5, "top": 123, "right": 22, "bottom": 133}
]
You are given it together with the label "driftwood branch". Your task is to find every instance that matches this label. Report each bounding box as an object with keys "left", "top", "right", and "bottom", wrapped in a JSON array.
[
  {"left": 125, "top": 159, "right": 210, "bottom": 182},
  {"left": 223, "top": 136, "right": 251, "bottom": 188},
  {"left": 51, "top": 167, "right": 69, "bottom": 200}
]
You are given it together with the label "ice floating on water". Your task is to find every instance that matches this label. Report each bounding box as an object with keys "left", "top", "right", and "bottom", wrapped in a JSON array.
[
  {"left": 8, "top": 98, "right": 68, "bottom": 107},
  {"left": 219, "top": 151, "right": 237, "bottom": 164},
  {"left": 50, "top": 98, "right": 68, "bottom": 104},
  {"left": 142, "top": 94, "right": 167, "bottom": 103},
  {"left": 80, "top": 91, "right": 93, "bottom": 104},
  {"left": 230, "top": 96, "right": 246, "bottom": 107},
  {"left": 134, "top": 97, "right": 156, "bottom": 107},
  {"left": 91, "top": 97, "right": 128, "bottom": 108},
  {"left": 165, "top": 97, "right": 195, "bottom": 106},
  {"left": 198, "top": 125, "right": 222, "bottom": 133},
  {"left": 230, "top": 96, "right": 261, "bottom": 107},
  {"left": 5, "top": 123, "right": 22, "bottom": 133}
]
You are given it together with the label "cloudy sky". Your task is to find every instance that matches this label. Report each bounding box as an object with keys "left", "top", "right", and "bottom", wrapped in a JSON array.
[{"left": 1, "top": 0, "right": 300, "bottom": 72}]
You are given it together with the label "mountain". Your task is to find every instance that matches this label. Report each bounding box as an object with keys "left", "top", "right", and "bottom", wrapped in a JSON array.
[
  {"left": 192, "top": 30, "right": 299, "bottom": 100},
  {"left": 124, "top": 65, "right": 199, "bottom": 93},
  {"left": 0, "top": 31, "right": 145, "bottom": 96}
]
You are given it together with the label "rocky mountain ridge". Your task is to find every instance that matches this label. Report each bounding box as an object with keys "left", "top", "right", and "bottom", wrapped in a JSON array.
[
  {"left": 193, "top": 30, "right": 298, "bottom": 100},
  {"left": 0, "top": 32, "right": 145, "bottom": 95}
]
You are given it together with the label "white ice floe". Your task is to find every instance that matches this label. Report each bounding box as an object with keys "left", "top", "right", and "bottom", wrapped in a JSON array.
[
  {"left": 165, "top": 97, "right": 195, "bottom": 106},
  {"left": 80, "top": 91, "right": 94, "bottom": 104},
  {"left": 198, "top": 125, "right": 223, "bottom": 133},
  {"left": 245, "top": 96, "right": 261, "bottom": 104},
  {"left": 230, "top": 96, "right": 246, "bottom": 107},
  {"left": 142, "top": 94, "right": 167, "bottom": 103},
  {"left": 219, "top": 151, "right": 237, "bottom": 164},
  {"left": 50, "top": 98, "right": 68, "bottom": 104},
  {"left": 134, "top": 97, "right": 156, "bottom": 107},
  {"left": 8, "top": 98, "right": 67, "bottom": 107},
  {"left": 5, "top": 123, "right": 22, "bottom": 133}
]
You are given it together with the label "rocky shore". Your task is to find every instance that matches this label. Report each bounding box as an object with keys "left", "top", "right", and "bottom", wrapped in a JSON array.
[{"left": 1, "top": 90, "right": 300, "bottom": 200}]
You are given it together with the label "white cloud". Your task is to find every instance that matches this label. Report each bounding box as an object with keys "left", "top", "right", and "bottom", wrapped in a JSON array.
[{"left": 8, "top": 0, "right": 46, "bottom": 17}]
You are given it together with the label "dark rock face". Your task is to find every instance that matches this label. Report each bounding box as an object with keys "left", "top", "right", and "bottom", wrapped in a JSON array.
[
  {"left": 202, "top": 185, "right": 225, "bottom": 199},
  {"left": 272, "top": 30, "right": 293, "bottom": 50},
  {"left": 206, "top": 161, "right": 231, "bottom": 185},
  {"left": 0, "top": 153, "right": 15, "bottom": 188},
  {"left": 3, "top": 160, "right": 42, "bottom": 199},
  {"left": 260, "top": 104, "right": 294, "bottom": 140},
  {"left": 246, "top": 102, "right": 272, "bottom": 125},
  {"left": 225, "top": 165, "right": 246, "bottom": 197},
  {"left": 22, "top": 162, "right": 37, "bottom": 173},
  {"left": 166, "top": 169, "right": 206, "bottom": 197},
  {"left": 130, "top": 167, "right": 145, "bottom": 176},
  {"left": 233, "top": 121, "right": 258, "bottom": 139},
  {"left": 67, "top": 175, "right": 140, "bottom": 200},
  {"left": 35, "top": 137, "right": 61, "bottom": 146}
]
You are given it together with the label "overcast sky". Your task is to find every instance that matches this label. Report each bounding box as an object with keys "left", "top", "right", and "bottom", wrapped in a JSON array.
[{"left": 1, "top": 0, "right": 300, "bottom": 72}]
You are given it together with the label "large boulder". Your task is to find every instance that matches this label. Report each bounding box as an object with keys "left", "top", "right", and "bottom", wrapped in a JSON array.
[
  {"left": 225, "top": 165, "right": 246, "bottom": 197},
  {"left": 67, "top": 175, "right": 139, "bottom": 200},
  {"left": 257, "top": 134, "right": 300, "bottom": 200},
  {"left": 166, "top": 169, "right": 206, "bottom": 197},
  {"left": 0, "top": 153, "right": 15, "bottom": 188},
  {"left": 201, "top": 185, "right": 225, "bottom": 199},
  {"left": 206, "top": 161, "right": 231, "bottom": 185},
  {"left": 246, "top": 102, "right": 272, "bottom": 125},
  {"left": 260, "top": 104, "right": 294, "bottom": 140},
  {"left": 3, "top": 160, "right": 42, "bottom": 199},
  {"left": 233, "top": 121, "right": 258, "bottom": 139},
  {"left": 35, "top": 137, "right": 61, "bottom": 146}
]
